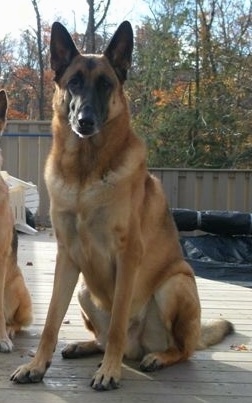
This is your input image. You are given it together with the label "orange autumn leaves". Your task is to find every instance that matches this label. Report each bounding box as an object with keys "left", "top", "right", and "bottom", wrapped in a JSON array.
[{"left": 152, "top": 81, "right": 192, "bottom": 107}]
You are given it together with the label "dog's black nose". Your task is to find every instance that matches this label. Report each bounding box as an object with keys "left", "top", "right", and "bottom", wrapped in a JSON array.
[
  {"left": 77, "top": 108, "right": 96, "bottom": 135},
  {"left": 78, "top": 116, "right": 94, "bottom": 128}
]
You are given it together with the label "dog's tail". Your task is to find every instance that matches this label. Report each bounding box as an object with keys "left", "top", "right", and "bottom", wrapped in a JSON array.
[{"left": 197, "top": 319, "right": 234, "bottom": 350}]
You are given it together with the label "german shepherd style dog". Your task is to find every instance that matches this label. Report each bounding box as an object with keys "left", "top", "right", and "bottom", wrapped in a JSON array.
[
  {"left": 11, "top": 22, "right": 233, "bottom": 389},
  {"left": 0, "top": 89, "right": 32, "bottom": 352}
]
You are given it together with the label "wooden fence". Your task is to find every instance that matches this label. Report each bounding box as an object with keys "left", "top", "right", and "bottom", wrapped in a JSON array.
[
  {"left": 1, "top": 121, "right": 52, "bottom": 225},
  {"left": 1, "top": 120, "right": 252, "bottom": 226}
]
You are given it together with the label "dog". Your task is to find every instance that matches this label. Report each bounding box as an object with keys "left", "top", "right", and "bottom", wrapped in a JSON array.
[
  {"left": 0, "top": 89, "right": 33, "bottom": 352},
  {"left": 11, "top": 21, "right": 233, "bottom": 389}
]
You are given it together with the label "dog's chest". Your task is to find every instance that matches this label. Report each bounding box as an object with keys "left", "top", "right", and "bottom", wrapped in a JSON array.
[
  {"left": 77, "top": 179, "right": 116, "bottom": 249},
  {"left": 50, "top": 172, "right": 115, "bottom": 210},
  {"left": 55, "top": 174, "right": 118, "bottom": 248},
  {"left": 49, "top": 167, "right": 130, "bottom": 269},
  {"left": 68, "top": 180, "right": 117, "bottom": 301}
]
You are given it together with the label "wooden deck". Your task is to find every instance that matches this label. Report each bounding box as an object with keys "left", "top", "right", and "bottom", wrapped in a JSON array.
[{"left": 1, "top": 230, "right": 252, "bottom": 402}]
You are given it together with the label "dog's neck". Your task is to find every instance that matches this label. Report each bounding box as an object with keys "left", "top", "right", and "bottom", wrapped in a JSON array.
[{"left": 50, "top": 108, "right": 144, "bottom": 183}]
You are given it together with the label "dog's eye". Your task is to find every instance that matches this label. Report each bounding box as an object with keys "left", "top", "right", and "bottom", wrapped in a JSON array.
[
  {"left": 98, "top": 76, "right": 113, "bottom": 91},
  {"left": 68, "top": 76, "right": 82, "bottom": 91}
]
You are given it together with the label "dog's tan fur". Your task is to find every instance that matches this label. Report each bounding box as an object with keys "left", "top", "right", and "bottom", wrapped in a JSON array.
[
  {"left": 0, "top": 89, "right": 32, "bottom": 352},
  {"left": 11, "top": 22, "right": 233, "bottom": 389}
]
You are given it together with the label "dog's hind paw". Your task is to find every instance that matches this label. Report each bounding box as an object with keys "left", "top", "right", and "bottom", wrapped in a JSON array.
[
  {"left": 0, "top": 337, "right": 13, "bottom": 353},
  {"left": 140, "top": 353, "right": 165, "bottom": 372},
  {"left": 62, "top": 340, "right": 101, "bottom": 359}
]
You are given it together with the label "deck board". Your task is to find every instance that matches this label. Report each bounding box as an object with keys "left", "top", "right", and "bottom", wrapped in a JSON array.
[{"left": 1, "top": 230, "right": 252, "bottom": 402}]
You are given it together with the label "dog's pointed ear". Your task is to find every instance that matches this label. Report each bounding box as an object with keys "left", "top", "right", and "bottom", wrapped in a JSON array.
[
  {"left": 50, "top": 22, "right": 79, "bottom": 81},
  {"left": 104, "top": 21, "right": 133, "bottom": 83},
  {"left": 0, "top": 89, "right": 8, "bottom": 120}
]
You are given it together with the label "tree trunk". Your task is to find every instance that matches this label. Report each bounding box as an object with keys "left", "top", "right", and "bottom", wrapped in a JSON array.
[
  {"left": 31, "top": 0, "right": 44, "bottom": 120},
  {"left": 85, "top": 0, "right": 96, "bottom": 52},
  {"left": 85, "top": 0, "right": 111, "bottom": 53}
]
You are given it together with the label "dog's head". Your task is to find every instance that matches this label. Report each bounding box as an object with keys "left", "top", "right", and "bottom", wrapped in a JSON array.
[
  {"left": 50, "top": 21, "right": 133, "bottom": 138},
  {"left": 0, "top": 89, "right": 8, "bottom": 135}
]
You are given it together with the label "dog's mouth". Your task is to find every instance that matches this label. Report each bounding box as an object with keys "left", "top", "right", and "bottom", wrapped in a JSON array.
[{"left": 72, "top": 123, "right": 99, "bottom": 138}]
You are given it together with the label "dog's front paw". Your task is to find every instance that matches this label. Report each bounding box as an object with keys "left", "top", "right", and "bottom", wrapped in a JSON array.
[
  {"left": 90, "top": 363, "right": 120, "bottom": 391},
  {"left": 10, "top": 361, "right": 50, "bottom": 384},
  {"left": 0, "top": 337, "right": 13, "bottom": 353}
]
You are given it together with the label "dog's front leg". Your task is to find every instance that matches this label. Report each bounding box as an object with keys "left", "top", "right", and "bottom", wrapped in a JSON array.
[
  {"left": 91, "top": 236, "right": 142, "bottom": 391},
  {"left": 10, "top": 248, "right": 79, "bottom": 383}
]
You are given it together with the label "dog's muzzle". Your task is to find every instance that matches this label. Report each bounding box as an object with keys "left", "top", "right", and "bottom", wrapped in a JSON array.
[{"left": 71, "top": 106, "right": 99, "bottom": 138}]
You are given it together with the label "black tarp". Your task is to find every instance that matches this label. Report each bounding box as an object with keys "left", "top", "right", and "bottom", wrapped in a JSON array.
[
  {"left": 172, "top": 208, "right": 252, "bottom": 235},
  {"left": 171, "top": 209, "right": 252, "bottom": 286},
  {"left": 180, "top": 235, "right": 252, "bottom": 285}
]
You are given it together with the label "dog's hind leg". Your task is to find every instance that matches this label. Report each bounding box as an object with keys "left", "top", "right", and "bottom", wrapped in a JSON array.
[
  {"left": 62, "top": 287, "right": 109, "bottom": 359},
  {"left": 5, "top": 274, "right": 33, "bottom": 338},
  {"left": 140, "top": 270, "right": 201, "bottom": 372},
  {"left": 0, "top": 255, "right": 13, "bottom": 352}
]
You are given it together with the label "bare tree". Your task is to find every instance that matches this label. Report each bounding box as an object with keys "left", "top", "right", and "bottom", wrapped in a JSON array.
[
  {"left": 198, "top": 0, "right": 217, "bottom": 77},
  {"left": 85, "top": 0, "right": 111, "bottom": 52},
  {"left": 31, "top": 0, "right": 45, "bottom": 119}
]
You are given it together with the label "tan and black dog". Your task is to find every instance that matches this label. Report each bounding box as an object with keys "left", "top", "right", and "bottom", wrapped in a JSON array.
[
  {"left": 11, "top": 22, "right": 233, "bottom": 389},
  {"left": 0, "top": 89, "right": 32, "bottom": 352}
]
